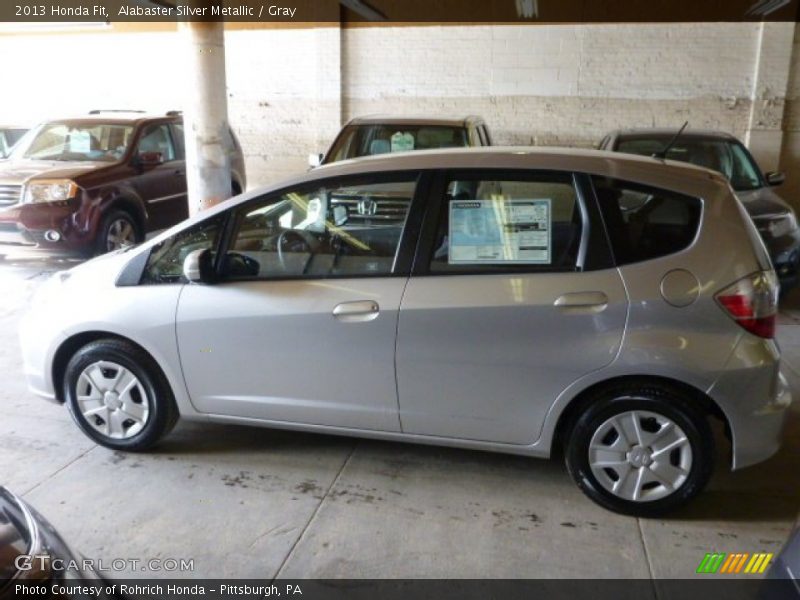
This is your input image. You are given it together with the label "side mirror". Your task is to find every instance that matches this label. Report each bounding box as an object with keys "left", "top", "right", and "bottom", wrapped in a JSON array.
[
  {"left": 137, "top": 151, "right": 164, "bottom": 167},
  {"left": 308, "top": 153, "right": 323, "bottom": 169},
  {"left": 183, "top": 248, "right": 214, "bottom": 283},
  {"left": 766, "top": 171, "right": 785, "bottom": 187}
]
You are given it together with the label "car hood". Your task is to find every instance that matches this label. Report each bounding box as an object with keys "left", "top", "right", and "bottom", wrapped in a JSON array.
[
  {"left": 737, "top": 187, "right": 792, "bottom": 219},
  {"left": 64, "top": 246, "right": 135, "bottom": 283},
  {"left": 0, "top": 159, "right": 107, "bottom": 185}
]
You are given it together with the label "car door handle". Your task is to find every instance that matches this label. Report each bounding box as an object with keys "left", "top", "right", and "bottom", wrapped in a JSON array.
[
  {"left": 554, "top": 292, "right": 609, "bottom": 312},
  {"left": 332, "top": 300, "right": 380, "bottom": 322}
]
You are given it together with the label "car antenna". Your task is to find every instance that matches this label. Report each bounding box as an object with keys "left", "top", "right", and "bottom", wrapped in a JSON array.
[{"left": 652, "top": 121, "right": 689, "bottom": 160}]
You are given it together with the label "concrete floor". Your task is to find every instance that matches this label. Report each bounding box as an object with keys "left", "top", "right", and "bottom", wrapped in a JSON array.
[{"left": 0, "top": 254, "right": 798, "bottom": 580}]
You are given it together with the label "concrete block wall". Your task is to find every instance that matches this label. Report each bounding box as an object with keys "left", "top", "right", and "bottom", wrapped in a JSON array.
[
  {"left": 1, "top": 22, "right": 798, "bottom": 197},
  {"left": 344, "top": 24, "right": 769, "bottom": 148}
]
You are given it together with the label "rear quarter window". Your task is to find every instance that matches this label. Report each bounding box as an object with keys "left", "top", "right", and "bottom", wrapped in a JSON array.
[{"left": 591, "top": 176, "right": 702, "bottom": 265}]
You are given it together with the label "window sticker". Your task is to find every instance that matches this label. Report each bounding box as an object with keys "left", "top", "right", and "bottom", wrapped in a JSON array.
[
  {"left": 69, "top": 130, "right": 91, "bottom": 153},
  {"left": 390, "top": 131, "right": 415, "bottom": 153},
  {"left": 448, "top": 198, "right": 551, "bottom": 264}
]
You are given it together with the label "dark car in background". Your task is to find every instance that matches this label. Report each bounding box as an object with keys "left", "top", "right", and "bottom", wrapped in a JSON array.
[
  {"left": 600, "top": 129, "right": 800, "bottom": 292},
  {"left": 0, "top": 126, "right": 28, "bottom": 159},
  {"left": 0, "top": 486, "right": 118, "bottom": 599},
  {"left": 310, "top": 115, "right": 492, "bottom": 167},
  {"left": 0, "top": 111, "right": 246, "bottom": 257},
  {"left": 763, "top": 526, "right": 800, "bottom": 598}
]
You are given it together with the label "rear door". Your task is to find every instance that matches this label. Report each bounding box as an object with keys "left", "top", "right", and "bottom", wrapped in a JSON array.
[{"left": 395, "top": 170, "right": 628, "bottom": 445}]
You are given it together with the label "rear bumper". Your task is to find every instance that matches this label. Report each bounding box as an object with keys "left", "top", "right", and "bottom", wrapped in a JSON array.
[{"left": 708, "top": 336, "right": 792, "bottom": 470}]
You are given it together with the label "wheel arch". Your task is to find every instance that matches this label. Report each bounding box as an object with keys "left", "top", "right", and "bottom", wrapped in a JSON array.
[
  {"left": 52, "top": 331, "right": 162, "bottom": 404},
  {"left": 104, "top": 195, "right": 147, "bottom": 239},
  {"left": 551, "top": 374, "right": 730, "bottom": 462}
]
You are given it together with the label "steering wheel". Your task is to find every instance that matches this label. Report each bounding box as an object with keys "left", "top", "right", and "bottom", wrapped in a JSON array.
[{"left": 277, "top": 229, "right": 318, "bottom": 272}]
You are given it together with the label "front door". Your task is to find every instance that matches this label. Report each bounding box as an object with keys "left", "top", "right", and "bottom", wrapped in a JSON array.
[
  {"left": 175, "top": 172, "right": 422, "bottom": 431},
  {"left": 396, "top": 171, "right": 628, "bottom": 445},
  {"left": 132, "top": 122, "right": 187, "bottom": 231}
]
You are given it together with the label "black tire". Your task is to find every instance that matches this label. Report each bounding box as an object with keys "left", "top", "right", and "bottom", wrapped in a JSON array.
[
  {"left": 94, "top": 209, "right": 141, "bottom": 256},
  {"left": 63, "top": 339, "right": 179, "bottom": 451},
  {"left": 564, "top": 382, "right": 713, "bottom": 517}
]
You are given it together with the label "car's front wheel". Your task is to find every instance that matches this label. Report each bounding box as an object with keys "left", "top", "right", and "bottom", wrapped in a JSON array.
[
  {"left": 95, "top": 210, "right": 141, "bottom": 256},
  {"left": 565, "top": 382, "right": 714, "bottom": 516},
  {"left": 63, "top": 339, "right": 178, "bottom": 451}
]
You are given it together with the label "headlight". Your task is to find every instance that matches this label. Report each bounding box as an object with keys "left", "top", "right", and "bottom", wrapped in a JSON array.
[
  {"left": 757, "top": 212, "right": 799, "bottom": 238},
  {"left": 23, "top": 180, "right": 78, "bottom": 204},
  {"left": 769, "top": 212, "right": 798, "bottom": 237}
]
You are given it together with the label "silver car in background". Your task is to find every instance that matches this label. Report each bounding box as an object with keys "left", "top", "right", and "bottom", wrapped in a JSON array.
[{"left": 19, "top": 148, "right": 791, "bottom": 516}]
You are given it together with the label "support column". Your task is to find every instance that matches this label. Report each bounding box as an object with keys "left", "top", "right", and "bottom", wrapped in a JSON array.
[
  {"left": 180, "top": 19, "right": 232, "bottom": 215},
  {"left": 745, "top": 22, "right": 795, "bottom": 173}
]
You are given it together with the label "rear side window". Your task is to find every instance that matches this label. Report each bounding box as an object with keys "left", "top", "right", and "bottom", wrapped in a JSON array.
[
  {"left": 592, "top": 176, "right": 702, "bottom": 265},
  {"left": 429, "top": 172, "right": 583, "bottom": 274}
]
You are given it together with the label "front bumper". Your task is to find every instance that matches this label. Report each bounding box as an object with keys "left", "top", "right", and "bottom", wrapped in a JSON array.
[
  {"left": 763, "top": 228, "right": 800, "bottom": 292},
  {"left": 0, "top": 200, "right": 90, "bottom": 256},
  {"left": 708, "top": 335, "right": 792, "bottom": 470},
  {"left": 19, "top": 277, "right": 67, "bottom": 404}
]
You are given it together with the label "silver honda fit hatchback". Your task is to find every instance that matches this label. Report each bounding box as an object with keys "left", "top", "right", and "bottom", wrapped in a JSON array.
[{"left": 19, "top": 148, "right": 791, "bottom": 516}]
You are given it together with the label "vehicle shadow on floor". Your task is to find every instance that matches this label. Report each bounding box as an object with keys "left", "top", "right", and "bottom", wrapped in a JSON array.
[
  {"left": 667, "top": 406, "right": 800, "bottom": 522},
  {"left": 152, "top": 415, "right": 800, "bottom": 523}
]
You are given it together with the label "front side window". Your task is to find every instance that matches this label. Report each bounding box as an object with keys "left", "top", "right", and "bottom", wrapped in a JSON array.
[
  {"left": 137, "top": 124, "right": 176, "bottom": 162},
  {"left": 221, "top": 175, "right": 417, "bottom": 280},
  {"left": 592, "top": 176, "right": 702, "bottom": 265},
  {"left": 141, "top": 215, "right": 226, "bottom": 284},
  {"left": 328, "top": 125, "right": 469, "bottom": 162},
  {"left": 20, "top": 122, "right": 134, "bottom": 162},
  {"left": 430, "top": 173, "right": 583, "bottom": 274}
]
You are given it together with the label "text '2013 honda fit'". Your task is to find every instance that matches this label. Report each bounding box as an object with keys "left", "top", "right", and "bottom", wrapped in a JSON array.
[{"left": 19, "top": 148, "right": 791, "bottom": 516}]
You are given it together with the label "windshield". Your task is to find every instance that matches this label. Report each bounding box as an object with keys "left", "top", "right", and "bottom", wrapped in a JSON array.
[
  {"left": 327, "top": 124, "right": 469, "bottom": 163},
  {"left": 617, "top": 137, "right": 764, "bottom": 191},
  {"left": 16, "top": 122, "right": 135, "bottom": 162}
]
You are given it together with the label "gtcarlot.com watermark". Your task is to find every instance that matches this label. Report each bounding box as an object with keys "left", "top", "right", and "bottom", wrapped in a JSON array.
[{"left": 15, "top": 553, "right": 195, "bottom": 573}]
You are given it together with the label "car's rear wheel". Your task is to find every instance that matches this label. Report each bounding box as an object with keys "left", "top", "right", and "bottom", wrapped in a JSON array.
[
  {"left": 63, "top": 339, "right": 178, "bottom": 451},
  {"left": 95, "top": 210, "right": 140, "bottom": 255},
  {"left": 564, "top": 382, "right": 713, "bottom": 516}
]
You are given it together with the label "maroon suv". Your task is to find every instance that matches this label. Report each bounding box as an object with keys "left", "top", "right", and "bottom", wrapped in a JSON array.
[{"left": 0, "top": 111, "right": 246, "bottom": 256}]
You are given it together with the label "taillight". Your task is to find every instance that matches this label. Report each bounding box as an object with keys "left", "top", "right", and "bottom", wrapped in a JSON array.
[{"left": 715, "top": 271, "right": 778, "bottom": 338}]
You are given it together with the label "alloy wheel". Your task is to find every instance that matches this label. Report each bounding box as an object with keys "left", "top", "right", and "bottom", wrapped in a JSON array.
[{"left": 105, "top": 218, "right": 136, "bottom": 251}]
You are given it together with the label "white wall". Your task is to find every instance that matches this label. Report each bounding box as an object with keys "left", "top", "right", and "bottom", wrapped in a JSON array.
[{"left": 0, "top": 22, "right": 796, "bottom": 192}]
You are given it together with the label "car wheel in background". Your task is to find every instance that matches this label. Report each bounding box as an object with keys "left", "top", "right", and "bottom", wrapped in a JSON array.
[
  {"left": 95, "top": 210, "right": 141, "bottom": 256},
  {"left": 63, "top": 339, "right": 178, "bottom": 451},
  {"left": 565, "top": 382, "right": 714, "bottom": 517}
]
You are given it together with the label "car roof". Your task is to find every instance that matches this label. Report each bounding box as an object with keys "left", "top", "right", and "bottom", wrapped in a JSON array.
[
  {"left": 42, "top": 113, "right": 180, "bottom": 127},
  {"left": 312, "top": 146, "right": 718, "bottom": 180},
  {"left": 608, "top": 128, "right": 740, "bottom": 142},
  {"left": 346, "top": 115, "right": 483, "bottom": 127}
]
